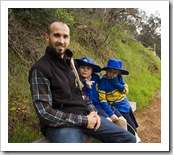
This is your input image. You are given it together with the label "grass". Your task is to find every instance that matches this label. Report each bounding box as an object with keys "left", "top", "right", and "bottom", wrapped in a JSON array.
[
  {"left": 112, "top": 40, "right": 161, "bottom": 111},
  {"left": 8, "top": 50, "right": 42, "bottom": 143}
]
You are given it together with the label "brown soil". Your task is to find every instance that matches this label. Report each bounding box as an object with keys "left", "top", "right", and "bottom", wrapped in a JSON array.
[{"left": 135, "top": 89, "right": 161, "bottom": 143}]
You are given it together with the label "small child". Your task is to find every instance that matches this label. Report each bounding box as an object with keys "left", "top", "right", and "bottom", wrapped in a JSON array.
[
  {"left": 98, "top": 58, "right": 139, "bottom": 138},
  {"left": 75, "top": 56, "right": 127, "bottom": 130}
]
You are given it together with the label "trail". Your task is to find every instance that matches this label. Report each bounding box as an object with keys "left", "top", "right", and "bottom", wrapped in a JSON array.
[{"left": 135, "top": 89, "right": 161, "bottom": 143}]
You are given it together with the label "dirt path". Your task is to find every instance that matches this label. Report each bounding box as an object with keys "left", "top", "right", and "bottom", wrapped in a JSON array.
[{"left": 135, "top": 89, "right": 161, "bottom": 143}]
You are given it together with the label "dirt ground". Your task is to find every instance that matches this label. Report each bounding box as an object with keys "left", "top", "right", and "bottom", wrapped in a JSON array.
[{"left": 135, "top": 89, "right": 161, "bottom": 143}]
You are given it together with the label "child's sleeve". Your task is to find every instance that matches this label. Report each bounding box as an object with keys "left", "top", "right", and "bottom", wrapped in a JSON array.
[
  {"left": 118, "top": 75, "right": 129, "bottom": 94},
  {"left": 118, "top": 75, "right": 126, "bottom": 85},
  {"left": 110, "top": 77, "right": 125, "bottom": 92}
]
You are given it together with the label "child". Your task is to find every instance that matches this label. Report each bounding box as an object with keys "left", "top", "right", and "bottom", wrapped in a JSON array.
[
  {"left": 98, "top": 58, "right": 139, "bottom": 137},
  {"left": 75, "top": 56, "right": 127, "bottom": 130}
]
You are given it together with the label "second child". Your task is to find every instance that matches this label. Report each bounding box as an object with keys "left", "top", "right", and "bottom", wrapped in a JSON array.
[{"left": 98, "top": 58, "right": 139, "bottom": 139}]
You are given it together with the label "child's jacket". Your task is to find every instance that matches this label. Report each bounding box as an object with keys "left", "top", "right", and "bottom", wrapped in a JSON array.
[
  {"left": 83, "top": 73, "right": 103, "bottom": 109},
  {"left": 98, "top": 75, "right": 130, "bottom": 116}
]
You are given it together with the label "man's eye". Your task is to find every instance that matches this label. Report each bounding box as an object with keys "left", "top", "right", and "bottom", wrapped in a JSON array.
[
  {"left": 64, "top": 35, "right": 69, "bottom": 39},
  {"left": 54, "top": 34, "right": 60, "bottom": 37}
]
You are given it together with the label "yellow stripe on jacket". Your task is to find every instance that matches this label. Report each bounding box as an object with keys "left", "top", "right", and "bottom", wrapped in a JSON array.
[{"left": 99, "top": 84, "right": 128, "bottom": 104}]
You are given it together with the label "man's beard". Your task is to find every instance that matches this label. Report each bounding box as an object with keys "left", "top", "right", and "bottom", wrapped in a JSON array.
[
  {"left": 55, "top": 48, "right": 65, "bottom": 55},
  {"left": 50, "top": 42, "right": 66, "bottom": 56},
  {"left": 55, "top": 43, "right": 65, "bottom": 53}
]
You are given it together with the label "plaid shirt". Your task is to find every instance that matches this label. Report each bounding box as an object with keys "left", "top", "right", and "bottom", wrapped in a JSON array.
[{"left": 30, "top": 69, "right": 97, "bottom": 128}]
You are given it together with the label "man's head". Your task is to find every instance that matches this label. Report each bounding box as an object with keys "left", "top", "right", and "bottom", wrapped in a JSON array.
[{"left": 45, "top": 21, "right": 70, "bottom": 58}]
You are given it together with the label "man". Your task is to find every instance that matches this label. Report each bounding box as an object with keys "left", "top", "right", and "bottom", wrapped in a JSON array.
[{"left": 28, "top": 21, "right": 136, "bottom": 143}]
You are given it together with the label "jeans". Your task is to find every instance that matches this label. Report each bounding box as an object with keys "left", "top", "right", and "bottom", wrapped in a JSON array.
[{"left": 45, "top": 115, "right": 136, "bottom": 143}]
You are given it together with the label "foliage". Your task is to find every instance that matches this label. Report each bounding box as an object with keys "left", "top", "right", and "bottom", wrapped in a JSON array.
[
  {"left": 55, "top": 9, "right": 75, "bottom": 26},
  {"left": 8, "top": 50, "right": 42, "bottom": 143},
  {"left": 136, "top": 10, "right": 161, "bottom": 58},
  {"left": 11, "top": 8, "right": 75, "bottom": 30},
  {"left": 11, "top": 8, "right": 53, "bottom": 31}
]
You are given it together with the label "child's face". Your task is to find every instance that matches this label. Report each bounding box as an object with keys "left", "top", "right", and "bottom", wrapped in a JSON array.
[
  {"left": 79, "top": 66, "right": 92, "bottom": 79},
  {"left": 106, "top": 68, "right": 120, "bottom": 79}
]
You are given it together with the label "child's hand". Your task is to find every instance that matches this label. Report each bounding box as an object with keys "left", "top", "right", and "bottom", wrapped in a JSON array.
[
  {"left": 115, "top": 116, "right": 127, "bottom": 130},
  {"left": 85, "top": 79, "right": 95, "bottom": 89},
  {"left": 110, "top": 114, "right": 118, "bottom": 122},
  {"left": 106, "top": 117, "right": 112, "bottom": 122}
]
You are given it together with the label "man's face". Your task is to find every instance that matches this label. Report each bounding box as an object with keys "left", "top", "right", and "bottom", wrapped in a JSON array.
[{"left": 45, "top": 22, "right": 70, "bottom": 57}]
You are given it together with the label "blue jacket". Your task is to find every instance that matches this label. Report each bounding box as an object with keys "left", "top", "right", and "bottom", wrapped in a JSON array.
[{"left": 98, "top": 75, "right": 130, "bottom": 116}]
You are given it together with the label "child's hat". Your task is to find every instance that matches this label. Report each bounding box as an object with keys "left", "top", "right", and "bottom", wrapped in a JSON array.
[
  {"left": 102, "top": 58, "right": 129, "bottom": 75},
  {"left": 75, "top": 56, "right": 101, "bottom": 72}
]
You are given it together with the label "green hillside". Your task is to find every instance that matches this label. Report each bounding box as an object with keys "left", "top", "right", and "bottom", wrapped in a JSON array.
[{"left": 8, "top": 8, "right": 161, "bottom": 143}]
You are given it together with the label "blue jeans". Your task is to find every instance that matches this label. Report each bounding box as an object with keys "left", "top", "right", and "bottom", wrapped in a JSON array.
[{"left": 45, "top": 115, "right": 136, "bottom": 143}]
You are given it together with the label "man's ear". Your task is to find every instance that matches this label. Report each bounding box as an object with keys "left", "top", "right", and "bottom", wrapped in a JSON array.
[{"left": 44, "top": 33, "right": 49, "bottom": 43}]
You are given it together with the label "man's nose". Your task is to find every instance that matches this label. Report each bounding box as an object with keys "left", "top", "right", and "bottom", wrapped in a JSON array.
[{"left": 58, "top": 37, "right": 64, "bottom": 43}]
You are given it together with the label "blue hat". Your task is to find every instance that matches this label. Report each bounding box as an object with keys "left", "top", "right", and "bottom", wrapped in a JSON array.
[
  {"left": 102, "top": 58, "right": 129, "bottom": 75},
  {"left": 75, "top": 56, "right": 101, "bottom": 73}
]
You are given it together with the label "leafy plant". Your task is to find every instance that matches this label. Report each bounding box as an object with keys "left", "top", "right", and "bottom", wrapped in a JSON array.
[{"left": 55, "top": 8, "right": 75, "bottom": 26}]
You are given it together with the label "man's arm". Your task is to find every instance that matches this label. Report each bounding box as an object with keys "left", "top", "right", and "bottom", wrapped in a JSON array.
[{"left": 29, "top": 69, "right": 88, "bottom": 127}]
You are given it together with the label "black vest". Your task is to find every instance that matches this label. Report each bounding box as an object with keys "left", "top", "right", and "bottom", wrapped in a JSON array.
[{"left": 29, "top": 47, "right": 89, "bottom": 115}]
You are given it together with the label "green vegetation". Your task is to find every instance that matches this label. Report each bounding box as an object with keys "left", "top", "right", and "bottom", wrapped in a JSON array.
[
  {"left": 8, "top": 50, "right": 42, "bottom": 142},
  {"left": 8, "top": 8, "right": 161, "bottom": 143}
]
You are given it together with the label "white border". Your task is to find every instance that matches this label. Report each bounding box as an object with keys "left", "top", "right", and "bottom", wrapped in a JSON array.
[{"left": 1, "top": 0, "right": 169, "bottom": 152}]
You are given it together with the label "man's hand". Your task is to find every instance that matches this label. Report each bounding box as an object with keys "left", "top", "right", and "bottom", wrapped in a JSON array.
[
  {"left": 93, "top": 113, "right": 101, "bottom": 131},
  {"left": 86, "top": 111, "right": 100, "bottom": 131}
]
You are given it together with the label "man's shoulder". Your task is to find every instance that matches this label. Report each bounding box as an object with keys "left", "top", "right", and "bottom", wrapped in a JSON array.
[
  {"left": 29, "top": 55, "right": 51, "bottom": 79},
  {"left": 31, "top": 55, "right": 48, "bottom": 70}
]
